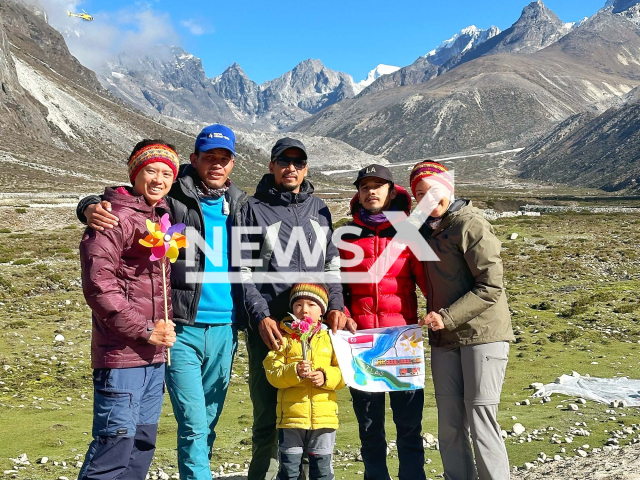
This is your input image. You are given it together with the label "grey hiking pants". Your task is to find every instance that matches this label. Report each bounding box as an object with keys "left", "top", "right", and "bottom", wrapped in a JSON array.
[{"left": 431, "top": 341, "right": 510, "bottom": 480}]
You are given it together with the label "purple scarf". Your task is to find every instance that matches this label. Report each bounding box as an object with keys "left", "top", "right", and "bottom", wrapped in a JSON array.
[{"left": 359, "top": 207, "right": 390, "bottom": 228}]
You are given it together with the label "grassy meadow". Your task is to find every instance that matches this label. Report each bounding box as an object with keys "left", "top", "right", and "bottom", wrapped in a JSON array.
[{"left": 1, "top": 210, "right": 640, "bottom": 479}]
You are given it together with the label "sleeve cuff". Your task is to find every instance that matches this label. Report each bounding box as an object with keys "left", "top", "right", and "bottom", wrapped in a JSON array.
[
  {"left": 316, "top": 367, "right": 328, "bottom": 387},
  {"left": 439, "top": 309, "right": 458, "bottom": 331},
  {"left": 255, "top": 310, "right": 271, "bottom": 323},
  {"left": 140, "top": 327, "right": 153, "bottom": 341}
]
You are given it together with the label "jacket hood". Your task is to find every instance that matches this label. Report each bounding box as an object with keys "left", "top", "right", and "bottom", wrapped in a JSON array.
[
  {"left": 255, "top": 174, "right": 315, "bottom": 206},
  {"left": 430, "top": 199, "right": 481, "bottom": 234},
  {"left": 103, "top": 187, "right": 169, "bottom": 214},
  {"left": 446, "top": 198, "right": 469, "bottom": 216},
  {"left": 350, "top": 185, "right": 412, "bottom": 228}
]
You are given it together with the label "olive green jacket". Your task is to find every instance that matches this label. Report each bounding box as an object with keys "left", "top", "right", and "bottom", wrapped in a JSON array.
[{"left": 420, "top": 200, "right": 515, "bottom": 347}]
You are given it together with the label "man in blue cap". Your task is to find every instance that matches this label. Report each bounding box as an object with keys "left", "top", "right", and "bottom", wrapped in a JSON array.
[{"left": 76, "top": 125, "right": 248, "bottom": 480}]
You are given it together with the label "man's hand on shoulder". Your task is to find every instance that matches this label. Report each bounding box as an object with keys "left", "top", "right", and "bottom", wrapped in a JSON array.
[
  {"left": 258, "top": 316, "right": 284, "bottom": 351},
  {"left": 86, "top": 201, "right": 119, "bottom": 231}
]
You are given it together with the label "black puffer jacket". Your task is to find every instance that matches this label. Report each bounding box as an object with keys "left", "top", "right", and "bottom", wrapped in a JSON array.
[
  {"left": 239, "top": 174, "right": 344, "bottom": 326},
  {"left": 77, "top": 164, "right": 249, "bottom": 328}
]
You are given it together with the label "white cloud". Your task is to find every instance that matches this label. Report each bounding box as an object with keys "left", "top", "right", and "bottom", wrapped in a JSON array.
[
  {"left": 180, "top": 19, "right": 213, "bottom": 36},
  {"left": 16, "top": 0, "right": 180, "bottom": 71}
]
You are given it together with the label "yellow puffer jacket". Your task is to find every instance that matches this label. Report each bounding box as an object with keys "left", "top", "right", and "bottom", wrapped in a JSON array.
[{"left": 263, "top": 320, "right": 345, "bottom": 430}]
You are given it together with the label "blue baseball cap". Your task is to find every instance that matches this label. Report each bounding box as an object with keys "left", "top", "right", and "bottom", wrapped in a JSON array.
[{"left": 195, "top": 124, "right": 236, "bottom": 156}]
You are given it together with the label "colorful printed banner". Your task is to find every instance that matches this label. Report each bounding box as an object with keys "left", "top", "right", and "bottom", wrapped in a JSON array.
[{"left": 330, "top": 325, "right": 425, "bottom": 392}]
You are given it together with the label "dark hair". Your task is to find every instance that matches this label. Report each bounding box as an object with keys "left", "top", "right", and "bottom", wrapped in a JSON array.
[{"left": 128, "top": 139, "right": 177, "bottom": 162}]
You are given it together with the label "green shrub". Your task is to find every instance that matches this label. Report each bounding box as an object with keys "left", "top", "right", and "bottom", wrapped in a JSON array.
[
  {"left": 15, "top": 208, "right": 27, "bottom": 214},
  {"left": 7, "top": 320, "right": 28, "bottom": 329},
  {"left": 531, "top": 301, "right": 552, "bottom": 311},
  {"left": 614, "top": 304, "right": 637, "bottom": 314},
  {"left": 0, "top": 228, "right": 10, "bottom": 234},
  {"left": 47, "top": 273, "right": 63, "bottom": 283},
  {"left": 549, "top": 328, "right": 581, "bottom": 344},
  {"left": 14, "top": 258, "right": 34, "bottom": 266}
]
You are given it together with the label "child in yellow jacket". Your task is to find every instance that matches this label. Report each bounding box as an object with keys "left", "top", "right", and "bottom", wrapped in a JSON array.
[{"left": 263, "top": 281, "right": 345, "bottom": 480}]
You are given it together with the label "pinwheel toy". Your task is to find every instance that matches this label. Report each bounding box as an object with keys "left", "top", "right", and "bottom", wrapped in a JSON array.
[{"left": 139, "top": 213, "right": 188, "bottom": 365}]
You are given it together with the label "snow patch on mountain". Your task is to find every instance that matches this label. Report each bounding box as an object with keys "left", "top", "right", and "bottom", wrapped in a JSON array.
[
  {"left": 424, "top": 25, "right": 501, "bottom": 66},
  {"left": 561, "top": 17, "right": 588, "bottom": 34},
  {"left": 355, "top": 64, "right": 400, "bottom": 92}
]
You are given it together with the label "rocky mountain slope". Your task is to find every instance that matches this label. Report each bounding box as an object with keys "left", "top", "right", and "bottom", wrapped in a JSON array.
[
  {"left": 99, "top": 47, "right": 360, "bottom": 131},
  {"left": 518, "top": 87, "right": 640, "bottom": 192},
  {"left": 0, "top": 0, "right": 271, "bottom": 193},
  {"left": 99, "top": 45, "right": 239, "bottom": 128},
  {"left": 445, "top": 1, "right": 571, "bottom": 66},
  {"left": 292, "top": 1, "right": 640, "bottom": 162},
  {"left": 233, "top": 58, "right": 359, "bottom": 129},
  {"left": 609, "top": 0, "right": 640, "bottom": 14}
]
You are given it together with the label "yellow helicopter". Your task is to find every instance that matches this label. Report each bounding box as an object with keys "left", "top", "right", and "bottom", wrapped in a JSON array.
[{"left": 67, "top": 9, "right": 94, "bottom": 22}]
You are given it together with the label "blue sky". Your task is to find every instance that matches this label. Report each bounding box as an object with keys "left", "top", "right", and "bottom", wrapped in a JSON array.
[{"left": 73, "top": 0, "right": 607, "bottom": 84}]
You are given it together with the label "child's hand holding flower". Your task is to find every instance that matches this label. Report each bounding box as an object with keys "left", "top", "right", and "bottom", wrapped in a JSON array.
[{"left": 297, "top": 360, "right": 312, "bottom": 377}]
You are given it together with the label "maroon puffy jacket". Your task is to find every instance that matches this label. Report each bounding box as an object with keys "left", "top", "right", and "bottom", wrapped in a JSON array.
[
  {"left": 338, "top": 186, "right": 428, "bottom": 330},
  {"left": 80, "top": 187, "right": 172, "bottom": 369}
]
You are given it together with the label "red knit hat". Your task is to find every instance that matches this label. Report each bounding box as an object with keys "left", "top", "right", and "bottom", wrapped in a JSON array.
[
  {"left": 409, "top": 161, "right": 454, "bottom": 198},
  {"left": 128, "top": 144, "right": 180, "bottom": 184}
]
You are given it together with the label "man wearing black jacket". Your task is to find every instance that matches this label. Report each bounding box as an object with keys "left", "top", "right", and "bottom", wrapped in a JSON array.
[
  {"left": 77, "top": 125, "right": 247, "bottom": 480},
  {"left": 239, "top": 138, "right": 346, "bottom": 480}
]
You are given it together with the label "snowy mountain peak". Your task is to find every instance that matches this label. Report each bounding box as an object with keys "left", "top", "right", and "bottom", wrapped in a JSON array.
[
  {"left": 425, "top": 25, "right": 501, "bottom": 66},
  {"left": 561, "top": 17, "right": 588, "bottom": 33},
  {"left": 459, "top": 25, "right": 481, "bottom": 35},
  {"left": 356, "top": 64, "right": 401, "bottom": 90}
]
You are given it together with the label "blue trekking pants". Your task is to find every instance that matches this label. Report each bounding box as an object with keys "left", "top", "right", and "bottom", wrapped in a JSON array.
[
  {"left": 165, "top": 323, "right": 237, "bottom": 480},
  {"left": 78, "top": 363, "right": 165, "bottom": 480}
]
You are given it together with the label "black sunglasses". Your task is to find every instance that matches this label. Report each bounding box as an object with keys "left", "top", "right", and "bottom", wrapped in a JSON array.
[{"left": 275, "top": 156, "right": 307, "bottom": 170}]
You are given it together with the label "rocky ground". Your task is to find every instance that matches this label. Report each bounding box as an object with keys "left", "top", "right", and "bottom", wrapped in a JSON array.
[{"left": 513, "top": 442, "right": 640, "bottom": 479}]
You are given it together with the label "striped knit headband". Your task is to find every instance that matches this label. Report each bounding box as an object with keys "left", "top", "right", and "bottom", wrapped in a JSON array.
[
  {"left": 290, "top": 283, "right": 329, "bottom": 315},
  {"left": 410, "top": 161, "right": 454, "bottom": 198},
  {"left": 128, "top": 144, "right": 180, "bottom": 184}
]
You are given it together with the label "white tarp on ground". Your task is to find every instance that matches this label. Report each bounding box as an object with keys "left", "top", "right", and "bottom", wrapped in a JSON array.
[
  {"left": 532, "top": 374, "right": 640, "bottom": 406},
  {"left": 330, "top": 325, "right": 425, "bottom": 393}
]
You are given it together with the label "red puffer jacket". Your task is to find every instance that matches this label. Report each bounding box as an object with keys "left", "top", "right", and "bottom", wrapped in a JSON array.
[
  {"left": 338, "top": 186, "right": 427, "bottom": 330},
  {"left": 80, "top": 187, "right": 172, "bottom": 369}
]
